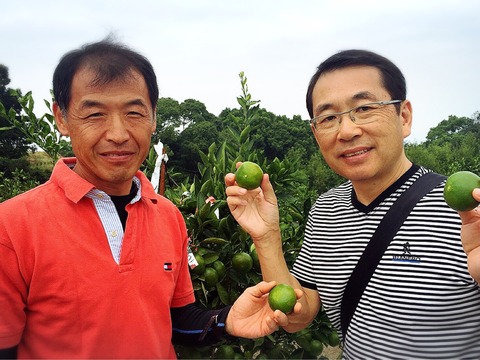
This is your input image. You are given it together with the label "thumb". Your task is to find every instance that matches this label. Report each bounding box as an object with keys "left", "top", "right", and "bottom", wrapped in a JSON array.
[{"left": 261, "top": 174, "right": 278, "bottom": 205}]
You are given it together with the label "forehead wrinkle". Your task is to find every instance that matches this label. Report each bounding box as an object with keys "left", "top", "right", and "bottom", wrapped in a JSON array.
[{"left": 352, "top": 91, "right": 377, "bottom": 101}]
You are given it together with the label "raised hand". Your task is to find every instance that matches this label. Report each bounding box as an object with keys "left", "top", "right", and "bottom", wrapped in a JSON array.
[
  {"left": 225, "top": 164, "right": 280, "bottom": 241},
  {"left": 458, "top": 188, "right": 480, "bottom": 282}
]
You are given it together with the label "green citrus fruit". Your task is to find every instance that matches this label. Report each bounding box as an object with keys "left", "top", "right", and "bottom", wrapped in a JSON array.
[
  {"left": 444, "top": 171, "right": 480, "bottom": 211},
  {"left": 203, "top": 267, "right": 219, "bottom": 288},
  {"left": 268, "top": 283, "right": 296, "bottom": 314},
  {"left": 328, "top": 329, "right": 340, "bottom": 347},
  {"left": 215, "top": 344, "right": 235, "bottom": 359},
  {"left": 250, "top": 247, "right": 261, "bottom": 272},
  {"left": 235, "top": 161, "right": 264, "bottom": 190},
  {"left": 212, "top": 260, "right": 226, "bottom": 280},
  {"left": 309, "top": 339, "right": 324, "bottom": 356},
  {"left": 190, "top": 253, "right": 206, "bottom": 275},
  {"left": 231, "top": 252, "right": 253, "bottom": 273}
]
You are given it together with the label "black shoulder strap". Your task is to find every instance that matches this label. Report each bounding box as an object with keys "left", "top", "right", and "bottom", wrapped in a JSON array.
[{"left": 340, "top": 172, "right": 446, "bottom": 339}]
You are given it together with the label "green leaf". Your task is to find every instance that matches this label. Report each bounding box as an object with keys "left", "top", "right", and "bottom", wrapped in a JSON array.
[
  {"left": 216, "top": 283, "right": 230, "bottom": 305},
  {"left": 201, "top": 237, "right": 229, "bottom": 245},
  {"left": 202, "top": 252, "right": 219, "bottom": 264}
]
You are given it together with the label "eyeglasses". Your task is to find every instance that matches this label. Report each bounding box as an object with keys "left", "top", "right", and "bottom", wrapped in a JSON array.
[{"left": 310, "top": 100, "right": 403, "bottom": 134}]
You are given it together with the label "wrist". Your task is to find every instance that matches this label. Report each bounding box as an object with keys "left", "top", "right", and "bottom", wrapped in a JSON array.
[{"left": 252, "top": 227, "right": 282, "bottom": 250}]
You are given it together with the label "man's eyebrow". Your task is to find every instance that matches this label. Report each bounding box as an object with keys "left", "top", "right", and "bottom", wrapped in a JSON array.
[
  {"left": 313, "top": 91, "right": 378, "bottom": 115},
  {"left": 126, "top": 99, "right": 149, "bottom": 108},
  {"left": 313, "top": 102, "right": 334, "bottom": 115},
  {"left": 79, "top": 100, "right": 102, "bottom": 110},
  {"left": 78, "top": 99, "right": 149, "bottom": 110}
]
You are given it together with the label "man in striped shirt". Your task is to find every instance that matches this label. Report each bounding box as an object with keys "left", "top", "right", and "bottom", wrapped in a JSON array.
[{"left": 226, "top": 50, "right": 480, "bottom": 358}]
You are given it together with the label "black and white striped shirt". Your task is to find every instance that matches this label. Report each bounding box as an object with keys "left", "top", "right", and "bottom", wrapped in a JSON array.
[{"left": 292, "top": 165, "right": 480, "bottom": 359}]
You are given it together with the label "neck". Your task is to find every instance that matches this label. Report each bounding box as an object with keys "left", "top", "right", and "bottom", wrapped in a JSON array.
[{"left": 352, "top": 158, "right": 412, "bottom": 205}]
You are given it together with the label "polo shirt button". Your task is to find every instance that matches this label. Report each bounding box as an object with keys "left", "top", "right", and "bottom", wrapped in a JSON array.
[{"left": 111, "top": 230, "right": 118, "bottom": 237}]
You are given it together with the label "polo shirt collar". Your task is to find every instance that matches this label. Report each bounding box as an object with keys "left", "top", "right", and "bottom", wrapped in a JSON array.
[{"left": 50, "top": 158, "right": 158, "bottom": 204}]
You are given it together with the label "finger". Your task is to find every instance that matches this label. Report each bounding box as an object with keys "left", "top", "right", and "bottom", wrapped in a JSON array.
[
  {"left": 264, "top": 316, "right": 280, "bottom": 332},
  {"left": 473, "top": 188, "right": 480, "bottom": 201},
  {"left": 225, "top": 173, "right": 236, "bottom": 186},
  {"left": 294, "top": 289, "right": 304, "bottom": 300},
  {"left": 272, "top": 310, "right": 289, "bottom": 327},
  {"left": 293, "top": 301, "right": 303, "bottom": 314},
  {"left": 261, "top": 174, "right": 278, "bottom": 204},
  {"left": 249, "top": 281, "right": 277, "bottom": 298},
  {"left": 225, "top": 185, "right": 247, "bottom": 197}
]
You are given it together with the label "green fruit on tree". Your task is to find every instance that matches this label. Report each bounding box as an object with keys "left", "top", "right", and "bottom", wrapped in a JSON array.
[
  {"left": 215, "top": 344, "right": 235, "bottom": 359},
  {"left": 190, "top": 253, "right": 205, "bottom": 275},
  {"left": 231, "top": 252, "right": 253, "bottom": 273},
  {"left": 268, "top": 283, "right": 296, "bottom": 314},
  {"left": 212, "top": 260, "right": 226, "bottom": 280},
  {"left": 444, "top": 171, "right": 480, "bottom": 211},
  {"left": 328, "top": 329, "right": 340, "bottom": 347},
  {"left": 309, "top": 339, "right": 324, "bottom": 356},
  {"left": 250, "top": 247, "right": 261, "bottom": 272},
  {"left": 235, "top": 161, "right": 263, "bottom": 190},
  {"left": 203, "top": 267, "right": 219, "bottom": 288}
]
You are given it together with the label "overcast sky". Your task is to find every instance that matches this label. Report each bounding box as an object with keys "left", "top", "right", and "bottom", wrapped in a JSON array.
[{"left": 2, "top": 0, "right": 479, "bottom": 143}]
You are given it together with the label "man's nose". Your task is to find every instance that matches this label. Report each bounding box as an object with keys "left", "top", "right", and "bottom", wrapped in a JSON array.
[
  {"left": 337, "top": 112, "right": 361, "bottom": 139},
  {"left": 106, "top": 115, "right": 130, "bottom": 143}
]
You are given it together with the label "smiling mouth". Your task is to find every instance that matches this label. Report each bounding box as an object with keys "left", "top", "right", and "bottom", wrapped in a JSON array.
[
  {"left": 101, "top": 152, "right": 134, "bottom": 157},
  {"left": 342, "top": 148, "right": 370, "bottom": 158}
]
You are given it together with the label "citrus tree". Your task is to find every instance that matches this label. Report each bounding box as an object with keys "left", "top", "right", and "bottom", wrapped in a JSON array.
[
  {"left": 160, "top": 73, "right": 340, "bottom": 359},
  {"left": 1, "top": 73, "right": 340, "bottom": 359}
]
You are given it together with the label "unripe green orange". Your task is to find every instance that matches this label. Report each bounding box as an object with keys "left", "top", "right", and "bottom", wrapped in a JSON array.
[
  {"left": 235, "top": 161, "right": 263, "bottom": 190},
  {"left": 444, "top": 171, "right": 480, "bottom": 211},
  {"left": 190, "top": 253, "right": 206, "bottom": 275},
  {"left": 203, "top": 267, "right": 219, "bottom": 288},
  {"left": 231, "top": 252, "right": 253, "bottom": 273},
  {"left": 268, "top": 283, "right": 296, "bottom": 314}
]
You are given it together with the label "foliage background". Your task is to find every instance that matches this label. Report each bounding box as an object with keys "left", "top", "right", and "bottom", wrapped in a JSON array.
[{"left": 1, "top": 66, "right": 479, "bottom": 358}]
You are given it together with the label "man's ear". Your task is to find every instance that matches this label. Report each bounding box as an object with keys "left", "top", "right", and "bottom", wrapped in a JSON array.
[
  {"left": 53, "top": 103, "right": 69, "bottom": 136},
  {"left": 151, "top": 109, "right": 157, "bottom": 133},
  {"left": 400, "top": 100, "right": 413, "bottom": 139}
]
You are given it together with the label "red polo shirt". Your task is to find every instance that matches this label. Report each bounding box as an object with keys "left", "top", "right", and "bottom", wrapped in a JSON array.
[{"left": 0, "top": 158, "right": 195, "bottom": 358}]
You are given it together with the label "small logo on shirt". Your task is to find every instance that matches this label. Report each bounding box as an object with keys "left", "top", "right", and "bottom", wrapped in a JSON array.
[
  {"left": 164, "top": 262, "right": 173, "bottom": 271},
  {"left": 392, "top": 242, "right": 421, "bottom": 263}
]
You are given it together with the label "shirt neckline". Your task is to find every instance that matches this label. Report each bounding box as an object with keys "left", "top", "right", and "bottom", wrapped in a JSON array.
[{"left": 351, "top": 164, "right": 420, "bottom": 214}]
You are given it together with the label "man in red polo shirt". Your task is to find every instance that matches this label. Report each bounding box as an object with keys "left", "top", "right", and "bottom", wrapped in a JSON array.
[{"left": 0, "top": 38, "right": 300, "bottom": 359}]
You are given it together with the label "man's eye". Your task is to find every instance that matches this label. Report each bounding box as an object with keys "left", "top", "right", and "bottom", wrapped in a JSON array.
[
  {"left": 320, "top": 115, "right": 338, "bottom": 123},
  {"left": 356, "top": 105, "right": 377, "bottom": 113},
  {"left": 86, "top": 113, "right": 103, "bottom": 119},
  {"left": 128, "top": 110, "right": 147, "bottom": 117}
]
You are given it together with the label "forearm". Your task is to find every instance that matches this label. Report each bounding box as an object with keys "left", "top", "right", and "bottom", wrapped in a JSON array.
[
  {"left": 253, "top": 230, "right": 320, "bottom": 332},
  {"left": 468, "top": 248, "right": 480, "bottom": 283},
  {"left": 170, "top": 304, "right": 234, "bottom": 347},
  {"left": 254, "top": 230, "right": 292, "bottom": 283}
]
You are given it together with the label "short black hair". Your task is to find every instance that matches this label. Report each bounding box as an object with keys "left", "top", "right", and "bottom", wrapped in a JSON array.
[
  {"left": 306, "top": 49, "right": 406, "bottom": 118},
  {"left": 53, "top": 37, "right": 159, "bottom": 112}
]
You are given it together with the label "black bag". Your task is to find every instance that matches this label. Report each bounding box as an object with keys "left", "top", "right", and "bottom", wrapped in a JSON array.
[{"left": 340, "top": 172, "right": 446, "bottom": 339}]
